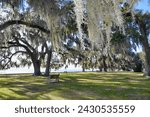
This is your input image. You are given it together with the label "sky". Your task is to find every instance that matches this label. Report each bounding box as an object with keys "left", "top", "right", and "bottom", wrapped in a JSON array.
[
  {"left": 0, "top": 0, "right": 150, "bottom": 74},
  {"left": 135, "top": 0, "right": 150, "bottom": 12}
]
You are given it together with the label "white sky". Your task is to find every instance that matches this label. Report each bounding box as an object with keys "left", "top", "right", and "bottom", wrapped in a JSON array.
[{"left": 0, "top": 64, "right": 84, "bottom": 74}]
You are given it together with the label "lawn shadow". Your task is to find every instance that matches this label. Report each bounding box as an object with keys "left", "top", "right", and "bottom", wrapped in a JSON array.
[{"left": 0, "top": 72, "right": 150, "bottom": 100}]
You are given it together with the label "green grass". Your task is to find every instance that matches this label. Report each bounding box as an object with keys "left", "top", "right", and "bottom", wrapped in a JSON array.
[{"left": 0, "top": 72, "right": 150, "bottom": 100}]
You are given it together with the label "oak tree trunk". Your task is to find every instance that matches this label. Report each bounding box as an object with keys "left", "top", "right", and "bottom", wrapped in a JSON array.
[
  {"left": 142, "top": 38, "right": 150, "bottom": 76},
  {"left": 139, "top": 21, "right": 150, "bottom": 76},
  {"left": 103, "top": 56, "right": 107, "bottom": 72},
  {"left": 137, "top": 17, "right": 150, "bottom": 76},
  {"left": 33, "top": 60, "right": 41, "bottom": 76},
  {"left": 82, "top": 62, "right": 85, "bottom": 72},
  {"left": 44, "top": 49, "right": 52, "bottom": 76}
]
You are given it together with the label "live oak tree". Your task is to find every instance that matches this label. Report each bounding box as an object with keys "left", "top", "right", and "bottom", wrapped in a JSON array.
[
  {"left": 125, "top": 11, "right": 150, "bottom": 76},
  {"left": 73, "top": 0, "right": 140, "bottom": 72},
  {"left": 0, "top": 4, "right": 52, "bottom": 76},
  {"left": 135, "top": 12, "right": 150, "bottom": 76},
  {"left": 0, "top": 24, "right": 53, "bottom": 76},
  {"left": 0, "top": 0, "right": 73, "bottom": 76},
  {"left": 59, "top": 2, "right": 136, "bottom": 72}
]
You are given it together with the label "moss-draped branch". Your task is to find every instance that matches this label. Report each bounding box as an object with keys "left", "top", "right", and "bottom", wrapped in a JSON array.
[{"left": 0, "top": 20, "right": 50, "bottom": 34}]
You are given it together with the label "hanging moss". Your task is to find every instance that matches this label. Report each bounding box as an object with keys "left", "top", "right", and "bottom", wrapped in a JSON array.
[
  {"left": 73, "top": 0, "right": 138, "bottom": 49},
  {"left": 0, "top": 0, "right": 139, "bottom": 52}
]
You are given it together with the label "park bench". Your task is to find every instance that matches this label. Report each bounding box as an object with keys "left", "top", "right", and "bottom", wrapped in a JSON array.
[{"left": 47, "top": 74, "right": 60, "bottom": 83}]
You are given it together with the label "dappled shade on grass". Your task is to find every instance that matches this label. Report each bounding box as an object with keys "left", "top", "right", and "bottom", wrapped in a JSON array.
[{"left": 0, "top": 72, "right": 150, "bottom": 100}]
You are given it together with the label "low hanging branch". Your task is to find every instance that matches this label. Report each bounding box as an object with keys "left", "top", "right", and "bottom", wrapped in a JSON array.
[
  {"left": 0, "top": 50, "right": 27, "bottom": 69},
  {"left": 0, "top": 20, "right": 50, "bottom": 34}
]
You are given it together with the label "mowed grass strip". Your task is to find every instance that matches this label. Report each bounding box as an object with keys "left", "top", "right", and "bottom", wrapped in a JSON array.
[{"left": 0, "top": 72, "right": 150, "bottom": 100}]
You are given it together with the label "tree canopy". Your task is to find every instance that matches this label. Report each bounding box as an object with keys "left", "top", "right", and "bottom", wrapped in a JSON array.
[{"left": 0, "top": 0, "right": 150, "bottom": 76}]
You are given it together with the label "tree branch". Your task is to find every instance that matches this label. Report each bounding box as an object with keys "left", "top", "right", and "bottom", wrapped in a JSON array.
[
  {"left": 19, "top": 38, "right": 35, "bottom": 52},
  {"left": 0, "top": 20, "right": 50, "bottom": 34},
  {"left": 0, "top": 51, "right": 27, "bottom": 69}
]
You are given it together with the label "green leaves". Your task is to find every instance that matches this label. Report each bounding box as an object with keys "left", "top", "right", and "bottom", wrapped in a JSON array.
[{"left": 111, "top": 32, "right": 126, "bottom": 45}]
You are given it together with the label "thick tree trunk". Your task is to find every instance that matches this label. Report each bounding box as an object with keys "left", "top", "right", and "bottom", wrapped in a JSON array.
[
  {"left": 103, "top": 57, "right": 107, "bottom": 72},
  {"left": 44, "top": 49, "right": 52, "bottom": 76},
  {"left": 138, "top": 18, "right": 150, "bottom": 76},
  {"left": 31, "top": 54, "right": 41, "bottom": 76},
  {"left": 141, "top": 28, "right": 150, "bottom": 76},
  {"left": 99, "top": 67, "right": 102, "bottom": 72},
  {"left": 82, "top": 63, "right": 85, "bottom": 72},
  {"left": 144, "top": 49, "right": 150, "bottom": 76},
  {"left": 142, "top": 38, "right": 150, "bottom": 76},
  {"left": 33, "top": 60, "right": 41, "bottom": 76}
]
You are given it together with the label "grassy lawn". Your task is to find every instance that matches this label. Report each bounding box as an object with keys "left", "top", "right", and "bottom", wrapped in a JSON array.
[{"left": 0, "top": 72, "right": 150, "bottom": 100}]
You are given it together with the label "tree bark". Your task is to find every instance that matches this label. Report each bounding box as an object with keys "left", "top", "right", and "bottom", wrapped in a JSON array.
[
  {"left": 144, "top": 49, "right": 150, "bottom": 76},
  {"left": 99, "top": 67, "right": 102, "bottom": 72},
  {"left": 103, "top": 56, "right": 107, "bottom": 72},
  {"left": 136, "top": 15, "right": 150, "bottom": 76},
  {"left": 142, "top": 38, "right": 150, "bottom": 76},
  {"left": 31, "top": 53, "right": 41, "bottom": 76},
  {"left": 32, "top": 59, "right": 41, "bottom": 76},
  {"left": 82, "top": 62, "right": 85, "bottom": 72},
  {"left": 44, "top": 49, "right": 52, "bottom": 76}
]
